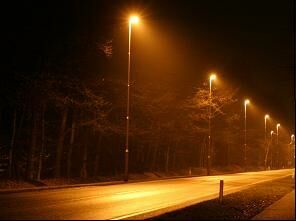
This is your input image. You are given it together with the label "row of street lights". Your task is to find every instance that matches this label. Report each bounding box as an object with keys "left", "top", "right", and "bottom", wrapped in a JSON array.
[
  {"left": 265, "top": 115, "right": 281, "bottom": 169},
  {"left": 263, "top": 114, "right": 295, "bottom": 169},
  {"left": 207, "top": 76, "right": 249, "bottom": 173},
  {"left": 124, "top": 15, "right": 294, "bottom": 181},
  {"left": 208, "top": 80, "right": 293, "bottom": 173}
]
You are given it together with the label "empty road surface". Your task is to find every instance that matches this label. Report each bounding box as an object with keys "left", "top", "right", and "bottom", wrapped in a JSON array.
[{"left": 0, "top": 169, "right": 293, "bottom": 220}]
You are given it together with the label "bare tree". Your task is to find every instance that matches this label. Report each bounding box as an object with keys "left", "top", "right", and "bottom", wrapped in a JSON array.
[
  {"left": 185, "top": 83, "right": 238, "bottom": 174},
  {"left": 8, "top": 110, "right": 17, "bottom": 178},
  {"left": 36, "top": 104, "right": 46, "bottom": 181}
]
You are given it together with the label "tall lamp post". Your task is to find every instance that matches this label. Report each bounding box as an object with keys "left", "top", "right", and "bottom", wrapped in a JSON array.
[
  {"left": 276, "top": 123, "right": 280, "bottom": 145},
  {"left": 291, "top": 134, "right": 295, "bottom": 179},
  {"left": 270, "top": 130, "right": 275, "bottom": 169},
  {"left": 264, "top": 114, "right": 270, "bottom": 170},
  {"left": 124, "top": 15, "right": 139, "bottom": 182},
  {"left": 244, "top": 99, "right": 250, "bottom": 169},
  {"left": 291, "top": 134, "right": 295, "bottom": 144},
  {"left": 264, "top": 115, "right": 269, "bottom": 142},
  {"left": 276, "top": 123, "right": 280, "bottom": 168},
  {"left": 207, "top": 73, "right": 216, "bottom": 176},
  {"left": 289, "top": 134, "right": 295, "bottom": 168}
]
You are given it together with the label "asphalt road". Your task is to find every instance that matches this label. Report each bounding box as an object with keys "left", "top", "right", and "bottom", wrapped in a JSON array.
[{"left": 0, "top": 169, "right": 293, "bottom": 220}]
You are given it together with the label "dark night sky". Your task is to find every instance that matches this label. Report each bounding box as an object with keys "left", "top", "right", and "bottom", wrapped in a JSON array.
[
  {"left": 2, "top": 0, "right": 295, "bottom": 133},
  {"left": 138, "top": 0, "right": 295, "bottom": 132}
]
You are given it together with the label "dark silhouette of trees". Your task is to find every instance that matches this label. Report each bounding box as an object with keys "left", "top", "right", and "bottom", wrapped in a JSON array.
[{"left": 2, "top": 1, "right": 290, "bottom": 183}]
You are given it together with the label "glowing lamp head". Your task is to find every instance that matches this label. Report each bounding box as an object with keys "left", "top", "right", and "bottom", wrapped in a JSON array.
[
  {"left": 129, "top": 15, "right": 139, "bottom": 24},
  {"left": 292, "top": 134, "right": 295, "bottom": 141},
  {"left": 265, "top": 114, "right": 269, "bottom": 120},
  {"left": 276, "top": 123, "right": 280, "bottom": 129},
  {"left": 210, "top": 74, "right": 217, "bottom": 81},
  {"left": 244, "top": 99, "right": 250, "bottom": 106},
  {"left": 271, "top": 130, "right": 274, "bottom": 135}
]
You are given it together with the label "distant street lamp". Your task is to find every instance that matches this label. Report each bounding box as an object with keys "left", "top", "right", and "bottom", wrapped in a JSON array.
[
  {"left": 289, "top": 134, "right": 295, "bottom": 169},
  {"left": 264, "top": 114, "right": 270, "bottom": 170},
  {"left": 275, "top": 123, "right": 280, "bottom": 168},
  {"left": 270, "top": 130, "right": 275, "bottom": 168},
  {"left": 207, "top": 73, "right": 216, "bottom": 176},
  {"left": 124, "top": 15, "right": 139, "bottom": 182},
  {"left": 264, "top": 115, "right": 269, "bottom": 143},
  {"left": 271, "top": 131, "right": 275, "bottom": 138},
  {"left": 292, "top": 134, "right": 295, "bottom": 178},
  {"left": 244, "top": 99, "right": 250, "bottom": 169},
  {"left": 276, "top": 123, "right": 280, "bottom": 145}
]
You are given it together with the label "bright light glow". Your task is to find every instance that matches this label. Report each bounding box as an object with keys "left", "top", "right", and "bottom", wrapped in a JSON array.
[
  {"left": 244, "top": 99, "right": 250, "bottom": 106},
  {"left": 292, "top": 134, "right": 295, "bottom": 141},
  {"left": 271, "top": 130, "right": 274, "bottom": 135},
  {"left": 210, "top": 74, "right": 217, "bottom": 81},
  {"left": 129, "top": 15, "right": 139, "bottom": 24},
  {"left": 265, "top": 114, "right": 269, "bottom": 120},
  {"left": 277, "top": 123, "right": 280, "bottom": 129}
]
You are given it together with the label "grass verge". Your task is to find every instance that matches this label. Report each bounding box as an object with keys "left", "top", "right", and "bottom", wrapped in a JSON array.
[{"left": 149, "top": 176, "right": 294, "bottom": 220}]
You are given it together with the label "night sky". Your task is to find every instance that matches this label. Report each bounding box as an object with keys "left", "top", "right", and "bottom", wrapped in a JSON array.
[{"left": 3, "top": 0, "right": 295, "bottom": 132}]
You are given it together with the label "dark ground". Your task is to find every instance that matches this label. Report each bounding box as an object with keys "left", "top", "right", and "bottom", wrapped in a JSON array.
[{"left": 149, "top": 176, "right": 294, "bottom": 220}]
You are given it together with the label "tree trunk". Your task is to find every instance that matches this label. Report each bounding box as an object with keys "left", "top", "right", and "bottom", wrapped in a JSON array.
[
  {"left": 67, "top": 112, "right": 76, "bottom": 179},
  {"left": 265, "top": 142, "right": 270, "bottom": 170},
  {"left": 81, "top": 142, "right": 88, "bottom": 179},
  {"left": 37, "top": 104, "right": 46, "bottom": 181},
  {"left": 9, "top": 109, "right": 17, "bottom": 178},
  {"left": 144, "top": 142, "right": 150, "bottom": 171},
  {"left": 14, "top": 105, "right": 26, "bottom": 180},
  {"left": 151, "top": 143, "right": 158, "bottom": 171},
  {"left": 80, "top": 128, "right": 89, "bottom": 179},
  {"left": 140, "top": 144, "right": 145, "bottom": 168},
  {"left": 27, "top": 111, "right": 38, "bottom": 180},
  {"left": 165, "top": 145, "right": 170, "bottom": 173},
  {"left": 172, "top": 140, "right": 178, "bottom": 170},
  {"left": 199, "top": 142, "right": 202, "bottom": 168},
  {"left": 151, "top": 129, "right": 160, "bottom": 171},
  {"left": 200, "top": 136, "right": 207, "bottom": 168},
  {"left": 135, "top": 141, "right": 141, "bottom": 172},
  {"left": 55, "top": 108, "right": 68, "bottom": 178},
  {"left": 226, "top": 137, "right": 230, "bottom": 166},
  {"left": 93, "top": 134, "right": 102, "bottom": 178}
]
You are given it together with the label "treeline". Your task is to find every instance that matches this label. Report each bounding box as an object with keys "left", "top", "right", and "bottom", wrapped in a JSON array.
[
  {"left": 1, "top": 1, "right": 289, "bottom": 181},
  {"left": 1, "top": 68, "right": 271, "bottom": 181}
]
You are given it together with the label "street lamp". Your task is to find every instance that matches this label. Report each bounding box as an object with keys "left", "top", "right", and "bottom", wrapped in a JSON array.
[
  {"left": 207, "top": 73, "right": 216, "bottom": 176},
  {"left": 264, "top": 115, "right": 269, "bottom": 142},
  {"left": 275, "top": 123, "right": 280, "bottom": 168},
  {"left": 264, "top": 114, "right": 270, "bottom": 170},
  {"left": 276, "top": 123, "right": 280, "bottom": 145},
  {"left": 271, "top": 130, "right": 275, "bottom": 136},
  {"left": 270, "top": 130, "right": 275, "bottom": 168},
  {"left": 271, "top": 130, "right": 275, "bottom": 141},
  {"left": 292, "top": 134, "right": 295, "bottom": 178},
  {"left": 125, "top": 15, "right": 139, "bottom": 182},
  {"left": 289, "top": 134, "right": 295, "bottom": 167},
  {"left": 244, "top": 99, "right": 250, "bottom": 169}
]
